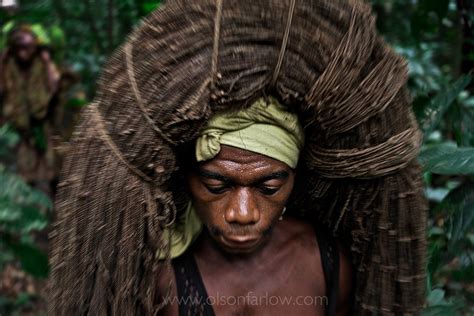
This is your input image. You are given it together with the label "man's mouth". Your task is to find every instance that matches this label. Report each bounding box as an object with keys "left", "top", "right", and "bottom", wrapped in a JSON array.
[
  {"left": 220, "top": 235, "right": 261, "bottom": 250},
  {"left": 208, "top": 224, "right": 275, "bottom": 252}
]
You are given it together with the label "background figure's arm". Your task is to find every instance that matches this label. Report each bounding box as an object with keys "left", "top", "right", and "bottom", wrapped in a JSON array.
[
  {"left": 0, "top": 49, "right": 10, "bottom": 98},
  {"left": 0, "top": 50, "right": 11, "bottom": 124},
  {"left": 40, "top": 49, "right": 60, "bottom": 94},
  {"left": 30, "top": 50, "right": 61, "bottom": 120}
]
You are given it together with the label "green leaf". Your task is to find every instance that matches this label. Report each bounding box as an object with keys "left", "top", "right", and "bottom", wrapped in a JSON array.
[
  {"left": 436, "top": 182, "right": 474, "bottom": 254},
  {"left": 422, "top": 305, "right": 462, "bottom": 316},
  {"left": 0, "top": 124, "right": 20, "bottom": 147},
  {"left": 427, "top": 236, "right": 445, "bottom": 276},
  {"left": 0, "top": 200, "right": 48, "bottom": 233},
  {"left": 422, "top": 294, "right": 464, "bottom": 316},
  {"left": 0, "top": 170, "right": 52, "bottom": 209},
  {"left": 425, "top": 187, "right": 450, "bottom": 202},
  {"left": 7, "top": 240, "right": 49, "bottom": 278},
  {"left": 418, "top": 76, "right": 472, "bottom": 137},
  {"left": 419, "top": 143, "right": 474, "bottom": 175},
  {"left": 2, "top": 21, "right": 15, "bottom": 35},
  {"left": 451, "top": 264, "right": 474, "bottom": 283},
  {"left": 0, "top": 246, "right": 15, "bottom": 267},
  {"left": 468, "top": 233, "right": 474, "bottom": 246},
  {"left": 31, "top": 125, "right": 47, "bottom": 152},
  {"left": 419, "top": 0, "right": 450, "bottom": 20},
  {"left": 49, "top": 25, "right": 66, "bottom": 47},
  {"left": 15, "top": 292, "right": 33, "bottom": 307},
  {"left": 427, "top": 289, "right": 446, "bottom": 306},
  {"left": 31, "top": 24, "right": 51, "bottom": 46},
  {"left": 66, "top": 97, "right": 88, "bottom": 108},
  {"left": 0, "top": 202, "right": 22, "bottom": 223},
  {"left": 142, "top": 1, "right": 161, "bottom": 14}
]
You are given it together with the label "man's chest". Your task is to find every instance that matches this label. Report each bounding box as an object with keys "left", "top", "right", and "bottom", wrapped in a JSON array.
[
  {"left": 202, "top": 278, "right": 326, "bottom": 316},
  {"left": 161, "top": 243, "right": 327, "bottom": 315},
  {"left": 157, "top": 221, "right": 337, "bottom": 315}
]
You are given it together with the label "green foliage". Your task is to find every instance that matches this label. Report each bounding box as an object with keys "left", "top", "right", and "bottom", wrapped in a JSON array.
[
  {"left": 48, "top": 0, "right": 162, "bottom": 97},
  {"left": 142, "top": 1, "right": 161, "bottom": 14},
  {"left": 4, "top": 238, "right": 49, "bottom": 278},
  {"left": 373, "top": 0, "right": 474, "bottom": 314},
  {"left": 0, "top": 292, "right": 37, "bottom": 316},
  {"left": 0, "top": 127, "right": 50, "bottom": 278},
  {"left": 443, "top": 183, "right": 474, "bottom": 254},
  {"left": 0, "top": 124, "right": 19, "bottom": 162},
  {"left": 419, "top": 144, "right": 474, "bottom": 175},
  {"left": 416, "top": 76, "right": 472, "bottom": 138},
  {"left": 418, "top": 80, "right": 474, "bottom": 315},
  {"left": 418, "top": 82, "right": 474, "bottom": 314},
  {"left": 423, "top": 288, "right": 464, "bottom": 316}
]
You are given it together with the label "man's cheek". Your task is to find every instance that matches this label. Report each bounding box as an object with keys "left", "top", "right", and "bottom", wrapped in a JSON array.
[{"left": 194, "top": 202, "right": 221, "bottom": 223}]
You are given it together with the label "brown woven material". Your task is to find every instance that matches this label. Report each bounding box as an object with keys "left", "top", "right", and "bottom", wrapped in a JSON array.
[{"left": 48, "top": 0, "right": 427, "bottom": 314}]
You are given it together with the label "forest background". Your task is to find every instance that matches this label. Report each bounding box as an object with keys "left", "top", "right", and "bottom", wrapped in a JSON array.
[{"left": 0, "top": 0, "right": 472, "bottom": 315}]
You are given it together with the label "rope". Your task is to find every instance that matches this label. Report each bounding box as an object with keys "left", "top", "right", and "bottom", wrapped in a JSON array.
[
  {"left": 210, "top": 0, "right": 224, "bottom": 93},
  {"left": 333, "top": 189, "right": 353, "bottom": 233},
  {"left": 271, "top": 0, "right": 296, "bottom": 88},
  {"left": 305, "top": 126, "right": 423, "bottom": 179},
  {"left": 90, "top": 104, "right": 154, "bottom": 183},
  {"left": 124, "top": 41, "right": 177, "bottom": 146}
]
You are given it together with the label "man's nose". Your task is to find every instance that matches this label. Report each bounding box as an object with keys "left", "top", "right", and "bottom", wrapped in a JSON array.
[{"left": 225, "top": 187, "right": 260, "bottom": 225}]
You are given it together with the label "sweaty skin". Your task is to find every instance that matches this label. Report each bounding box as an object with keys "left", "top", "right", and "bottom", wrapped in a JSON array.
[{"left": 158, "top": 145, "right": 352, "bottom": 315}]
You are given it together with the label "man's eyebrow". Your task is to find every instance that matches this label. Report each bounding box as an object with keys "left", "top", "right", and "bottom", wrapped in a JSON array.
[
  {"left": 256, "top": 171, "right": 289, "bottom": 183},
  {"left": 196, "top": 169, "right": 289, "bottom": 184},
  {"left": 196, "top": 169, "right": 231, "bottom": 182}
]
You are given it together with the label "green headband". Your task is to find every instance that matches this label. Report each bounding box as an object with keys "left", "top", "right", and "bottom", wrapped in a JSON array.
[{"left": 196, "top": 96, "right": 304, "bottom": 168}]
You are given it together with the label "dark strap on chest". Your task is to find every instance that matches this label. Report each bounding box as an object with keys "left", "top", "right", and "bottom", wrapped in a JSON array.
[
  {"left": 315, "top": 226, "right": 340, "bottom": 316},
  {"left": 172, "top": 250, "right": 215, "bottom": 316}
]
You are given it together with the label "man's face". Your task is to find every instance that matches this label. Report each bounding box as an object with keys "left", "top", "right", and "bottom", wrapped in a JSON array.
[
  {"left": 11, "top": 31, "right": 37, "bottom": 63},
  {"left": 187, "top": 145, "right": 295, "bottom": 254}
]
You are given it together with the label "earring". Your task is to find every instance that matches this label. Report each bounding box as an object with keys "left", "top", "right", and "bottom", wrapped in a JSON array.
[{"left": 279, "top": 207, "right": 287, "bottom": 221}]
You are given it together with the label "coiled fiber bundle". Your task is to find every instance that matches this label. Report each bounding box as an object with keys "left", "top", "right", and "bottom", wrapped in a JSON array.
[{"left": 48, "top": 0, "right": 427, "bottom": 314}]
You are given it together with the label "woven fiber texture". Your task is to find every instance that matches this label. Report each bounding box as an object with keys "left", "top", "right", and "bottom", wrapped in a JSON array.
[{"left": 48, "top": 0, "right": 427, "bottom": 315}]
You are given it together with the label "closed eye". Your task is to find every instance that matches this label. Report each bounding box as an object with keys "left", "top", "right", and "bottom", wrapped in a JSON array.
[
  {"left": 258, "top": 186, "right": 280, "bottom": 195},
  {"left": 205, "top": 184, "right": 230, "bottom": 194}
]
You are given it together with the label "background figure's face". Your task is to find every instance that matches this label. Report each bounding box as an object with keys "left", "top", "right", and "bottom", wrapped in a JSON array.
[
  {"left": 187, "top": 145, "right": 295, "bottom": 254},
  {"left": 11, "top": 31, "right": 37, "bottom": 63}
]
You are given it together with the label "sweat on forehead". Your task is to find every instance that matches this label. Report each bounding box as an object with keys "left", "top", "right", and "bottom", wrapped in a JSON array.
[{"left": 195, "top": 145, "right": 292, "bottom": 186}]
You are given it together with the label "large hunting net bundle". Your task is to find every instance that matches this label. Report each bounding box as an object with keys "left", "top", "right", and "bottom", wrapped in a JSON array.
[{"left": 48, "top": 0, "right": 427, "bottom": 314}]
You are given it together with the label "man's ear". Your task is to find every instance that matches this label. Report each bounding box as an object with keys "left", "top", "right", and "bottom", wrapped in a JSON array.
[{"left": 290, "top": 167, "right": 297, "bottom": 178}]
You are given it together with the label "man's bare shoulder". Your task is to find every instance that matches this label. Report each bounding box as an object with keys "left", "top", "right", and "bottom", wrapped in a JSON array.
[{"left": 277, "top": 216, "right": 317, "bottom": 240}]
